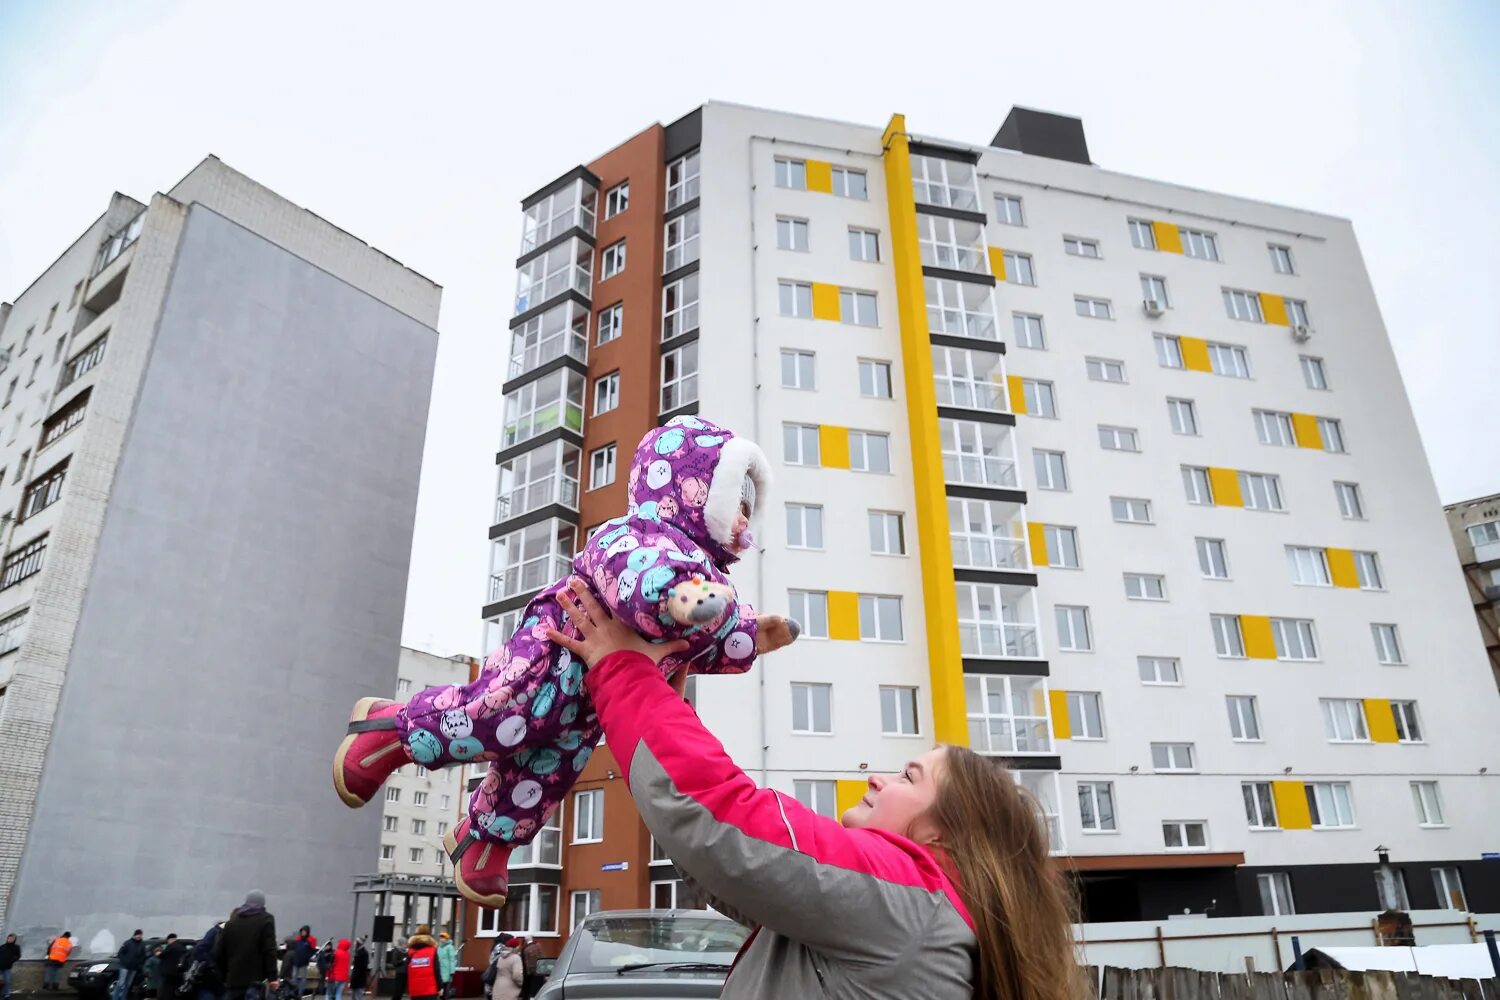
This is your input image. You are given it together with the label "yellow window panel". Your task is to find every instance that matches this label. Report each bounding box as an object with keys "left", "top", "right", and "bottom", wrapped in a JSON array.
[
  {"left": 835, "top": 779, "right": 867, "bottom": 817},
  {"left": 1180, "top": 336, "right": 1212, "bottom": 372},
  {"left": 1207, "top": 467, "right": 1243, "bottom": 507},
  {"left": 1240, "top": 615, "right": 1277, "bottom": 659},
  {"left": 1027, "top": 521, "right": 1049, "bottom": 567},
  {"left": 1007, "top": 374, "right": 1027, "bottom": 415},
  {"left": 1152, "top": 221, "right": 1184, "bottom": 254},
  {"left": 819, "top": 424, "right": 850, "bottom": 469},
  {"left": 1327, "top": 548, "right": 1359, "bottom": 589},
  {"left": 1364, "top": 699, "right": 1398, "bottom": 743},
  {"left": 1260, "top": 293, "right": 1290, "bottom": 325},
  {"left": 1048, "top": 689, "right": 1071, "bottom": 740},
  {"left": 828, "top": 590, "right": 861, "bottom": 641},
  {"left": 811, "top": 281, "right": 841, "bottom": 321},
  {"left": 988, "top": 246, "right": 1007, "bottom": 281},
  {"left": 806, "top": 159, "right": 833, "bottom": 194},
  {"left": 1291, "top": 412, "right": 1323, "bottom": 449},
  {"left": 1272, "top": 780, "right": 1312, "bottom": 829}
]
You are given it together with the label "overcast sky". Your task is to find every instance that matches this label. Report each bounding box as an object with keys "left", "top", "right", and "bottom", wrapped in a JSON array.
[{"left": 1, "top": 0, "right": 1496, "bottom": 659}]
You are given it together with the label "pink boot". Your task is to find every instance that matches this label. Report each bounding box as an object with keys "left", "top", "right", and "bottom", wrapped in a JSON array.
[
  {"left": 445, "top": 818, "right": 511, "bottom": 908},
  {"left": 332, "top": 698, "right": 409, "bottom": 808}
]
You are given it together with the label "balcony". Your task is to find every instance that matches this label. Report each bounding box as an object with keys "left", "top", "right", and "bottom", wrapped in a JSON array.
[
  {"left": 925, "top": 277, "right": 999, "bottom": 342},
  {"left": 514, "top": 237, "right": 592, "bottom": 316},
  {"left": 509, "top": 299, "right": 588, "bottom": 380},
  {"left": 949, "top": 497, "right": 1029, "bottom": 572},
  {"left": 488, "top": 519, "right": 576, "bottom": 605},
  {"left": 519, "top": 177, "right": 597, "bottom": 255},
  {"left": 939, "top": 419, "right": 1019, "bottom": 490},
  {"left": 955, "top": 581, "right": 1041, "bottom": 659},
  {"left": 911, "top": 154, "right": 981, "bottom": 213},
  {"left": 1474, "top": 540, "right": 1500, "bottom": 565},
  {"left": 918, "top": 215, "right": 988, "bottom": 275},
  {"left": 932, "top": 345, "right": 1008, "bottom": 413},
  {"left": 501, "top": 368, "right": 585, "bottom": 451},
  {"left": 965, "top": 674, "right": 1050, "bottom": 753},
  {"left": 495, "top": 439, "right": 582, "bottom": 524}
]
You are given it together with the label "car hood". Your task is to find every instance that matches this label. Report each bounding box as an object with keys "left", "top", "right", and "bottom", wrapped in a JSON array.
[{"left": 542, "top": 969, "right": 731, "bottom": 999}]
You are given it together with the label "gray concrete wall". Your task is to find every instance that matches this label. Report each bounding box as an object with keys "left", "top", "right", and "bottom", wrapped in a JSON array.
[{"left": 6, "top": 206, "right": 437, "bottom": 955}]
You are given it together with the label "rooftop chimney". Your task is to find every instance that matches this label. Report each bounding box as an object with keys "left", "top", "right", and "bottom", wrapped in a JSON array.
[{"left": 992, "top": 107, "right": 1092, "bottom": 165}]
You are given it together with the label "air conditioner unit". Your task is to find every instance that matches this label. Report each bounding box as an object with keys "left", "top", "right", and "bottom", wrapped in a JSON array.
[
  {"left": 1291, "top": 323, "right": 1313, "bottom": 342},
  {"left": 1142, "top": 298, "right": 1165, "bottom": 318}
]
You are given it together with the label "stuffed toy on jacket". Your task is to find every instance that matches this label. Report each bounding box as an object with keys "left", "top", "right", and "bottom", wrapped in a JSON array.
[{"left": 332, "top": 416, "right": 799, "bottom": 906}]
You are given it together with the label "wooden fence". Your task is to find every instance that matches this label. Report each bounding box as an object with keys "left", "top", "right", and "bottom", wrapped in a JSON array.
[{"left": 1093, "top": 966, "right": 1500, "bottom": 1000}]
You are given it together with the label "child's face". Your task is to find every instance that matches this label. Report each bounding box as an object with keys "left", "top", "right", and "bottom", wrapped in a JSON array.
[{"left": 727, "top": 499, "right": 752, "bottom": 553}]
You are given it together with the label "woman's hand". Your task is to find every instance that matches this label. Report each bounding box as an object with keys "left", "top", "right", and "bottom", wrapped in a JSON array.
[{"left": 548, "top": 576, "right": 690, "bottom": 669}]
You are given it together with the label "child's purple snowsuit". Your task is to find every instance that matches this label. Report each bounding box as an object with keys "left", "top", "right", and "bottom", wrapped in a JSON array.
[{"left": 395, "top": 416, "right": 770, "bottom": 849}]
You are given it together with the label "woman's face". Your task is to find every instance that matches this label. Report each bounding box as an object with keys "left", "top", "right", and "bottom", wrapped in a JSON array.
[{"left": 840, "top": 746, "right": 947, "bottom": 843}]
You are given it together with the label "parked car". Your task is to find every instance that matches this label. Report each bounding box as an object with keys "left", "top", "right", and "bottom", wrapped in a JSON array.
[
  {"left": 536, "top": 909, "right": 747, "bottom": 999},
  {"left": 70, "top": 938, "right": 198, "bottom": 1000}
]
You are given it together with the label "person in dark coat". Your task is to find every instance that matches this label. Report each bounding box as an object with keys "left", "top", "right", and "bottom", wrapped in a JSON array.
[
  {"left": 116, "top": 930, "right": 148, "bottom": 1000},
  {"left": 313, "top": 944, "right": 332, "bottom": 997},
  {"left": 188, "top": 923, "right": 225, "bottom": 1000},
  {"left": 160, "top": 934, "right": 189, "bottom": 1000},
  {"left": 349, "top": 940, "right": 370, "bottom": 1000},
  {"left": 0, "top": 934, "right": 22, "bottom": 1000},
  {"left": 384, "top": 940, "right": 408, "bottom": 1000},
  {"left": 213, "top": 892, "right": 278, "bottom": 1000},
  {"left": 287, "top": 929, "right": 315, "bottom": 998}
]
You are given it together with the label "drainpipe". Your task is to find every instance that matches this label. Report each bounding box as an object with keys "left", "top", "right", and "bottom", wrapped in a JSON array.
[{"left": 747, "top": 134, "right": 769, "bottom": 786}]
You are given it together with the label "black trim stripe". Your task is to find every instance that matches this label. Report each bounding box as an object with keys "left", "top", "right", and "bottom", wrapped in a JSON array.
[
  {"left": 909, "top": 140, "right": 981, "bottom": 165},
  {"left": 914, "top": 203, "right": 989, "bottom": 225},
  {"left": 929, "top": 332, "right": 1007, "bottom": 355},
  {"left": 954, "top": 568, "right": 1038, "bottom": 588},
  {"left": 922, "top": 264, "right": 996, "bottom": 287},
  {"left": 664, "top": 197, "right": 701, "bottom": 224},
  {"left": 489, "top": 502, "right": 579, "bottom": 540},
  {"left": 502, "top": 866, "right": 565, "bottom": 886},
  {"left": 501, "top": 352, "right": 588, "bottom": 396},
  {"left": 521, "top": 165, "right": 600, "bottom": 210},
  {"left": 994, "top": 755, "right": 1062, "bottom": 772},
  {"left": 662, "top": 258, "right": 701, "bottom": 288},
  {"left": 963, "top": 658, "right": 1050, "bottom": 678},
  {"left": 945, "top": 484, "right": 1029, "bottom": 505},
  {"left": 660, "top": 329, "right": 700, "bottom": 356},
  {"left": 482, "top": 591, "right": 543, "bottom": 619},
  {"left": 658, "top": 401, "right": 701, "bottom": 424},
  {"left": 936, "top": 405, "right": 1016, "bottom": 427},
  {"left": 509, "top": 289, "right": 592, "bottom": 331},
  {"left": 494, "top": 426, "right": 584, "bottom": 466},
  {"left": 514, "top": 226, "right": 596, "bottom": 268}
]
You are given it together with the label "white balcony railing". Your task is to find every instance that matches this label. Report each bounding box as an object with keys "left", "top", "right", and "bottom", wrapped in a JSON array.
[
  {"left": 509, "top": 301, "right": 588, "bottom": 380},
  {"left": 489, "top": 554, "right": 572, "bottom": 604},
  {"left": 951, "top": 534, "right": 1029, "bottom": 572},
  {"left": 495, "top": 474, "right": 580, "bottom": 523},
  {"left": 934, "top": 373, "right": 1008, "bottom": 412},
  {"left": 1475, "top": 540, "right": 1500, "bottom": 564},
  {"left": 514, "top": 238, "right": 593, "bottom": 315},
  {"left": 958, "top": 621, "right": 1041, "bottom": 659},
  {"left": 943, "top": 450, "right": 1017, "bottom": 489}
]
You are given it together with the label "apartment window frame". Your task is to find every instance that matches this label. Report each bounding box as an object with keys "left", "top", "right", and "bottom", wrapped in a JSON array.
[
  {"left": 1269, "top": 244, "right": 1295, "bottom": 275},
  {"left": 1321, "top": 698, "right": 1369, "bottom": 743},
  {"left": 776, "top": 215, "right": 810, "bottom": 252},
  {"left": 773, "top": 156, "right": 806, "bottom": 191},
  {"left": 1272, "top": 617, "right": 1318, "bottom": 660},
  {"left": 1319, "top": 417, "right": 1346, "bottom": 454},
  {"left": 1286, "top": 298, "right": 1311, "bottom": 327},
  {"left": 965, "top": 673, "right": 1051, "bottom": 754},
  {"left": 1098, "top": 425, "right": 1140, "bottom": 453},
  {"left": 1138, "top": 655, "right": 1182, "bottom": 686},
  {"left": 830, "top": 166, "right": 868, "bottom": 199},
  {"left": 1243, "top": 782, "right": 1279, "bottom": 829},
  {"left": 1151, "top": 743, "right": 1197, "bottom": 772},
  {"left": 1167, "top": 398, "right": 1199, "bottom": 436},
  {"left": 1063, "top": 236, "right": 1101, "bottom": 259},
  {"left": 793, "top": 779, "right": 837, "bottom": 818},
  {"left": 1354, "top": 550, "right": 1383, "bottom": 590},
  {"left": 592, "top": 372, "right": 620, "bottom": 416},
  {"left": 786, "top": 503, "right": 824, "bottom": 550},
  {"left": 661, "top": 272, "right": 700, "bottom": 340},
  {"left": 787, "top": 589, "right": 829, "bottom": 639},
  {"left": 1128, "top": 218, "right": 1156, "bottom": 249},
  {"left": 569, "top": 889, "right": 601, "bottom": 932},
  {"left": 790, "top": 681, "right": 833, "bottom": 734},
  {"left": 778, "top": 280, "right": 813, "bottom": 318},
  {"left": 839, "top": 288, "right": 879, "bottom": 327},
  {"left": 848, "top": 227, "right": 880, "bottom": 262},
  {"left": 1155, "top": 334, "right": 1184, "bottom": 369},
  {"left": 19, "top": 458, "right": 68, "bottom": 522},
  {"left": 411, "top": 818, "right": 426, "bottom": 836},
  {"left": 1123, "top": 572, "right": 1166, "bottom": 601},
  {"left": 599, "top": 240, "right": 627, "bottom": 280},
  {"left": 1227, "top": 696, "right": 1262, "bottom": 742},
  {"left": 572, "top": 788, "right": 604, "bottom": 843},
  {"left": 1055, "top": 605, "right": 1092, "bottom": 652},
  {"left": 1021, "top": 378, "right": 1057, "bottom": 418},
  {"left": 1033, "top": 450, "right": 1068, "bottom": 491},
  {"left": 1432, "top": 866, "right": 1465, "bottom": 910},
  {"left": 603, "top": 181, "right": 629, "bottom": 219},
  {"left": 1211, "top": 614, "right": 1245, "bottom": 658},
  {"left": 663, "top": 209, "right": 701, "bottom": 271},
  {"left": 1180, "top": 227, "right": 1221, "bottom": 261},
  {"left": 0, "top": 608, "right": 28, "bottom": 657},
  {"left": 1306, "top": 781, "right": 1356, "bottom": 829},
  {"left": 1042, "top": 524, "right": 1080, "bottom": 569},
  {"left": 1391, "top": 700, "right": 1423, "bottom": 743},
  {"left": 1140, "top": 274, "right": 1171, "bottom": 308},
  {"left": 879, "top": 685, "right": 920, "bottom": 736},
  {"left": 783, "top": 423, "right": 820, "bottom": 466},
  {"left": 780, "top": 349, "right": 816, "bottom": 391},
  {"left": 994, "top": 194, "right": 1025, "bottom": 226},
  {"left": 1073, "top": 295, "right": 1113, "bottom": 319},
  {"left": 1254, "top": 409, "right": 1297, "bottom": 448},
  {"left": 1078, "top": 781, "right": 1117, "bottom": 833},
  {"left": 1162, "top": 820, "right": 1209, "bottom": 851},
  {"left": 1111, "top": 497, "right": 1152, "bottom": 525},
  {"left": 596, "top": 302, "right": 624, "bottom": 346},
  {"left": 1012, "top": 312, "right": 1045, "bottom": 349},
  {"left": 0, "top": 535, "right": 47, "bottom": 590},
  {"left": 1085, "top": 357, "right": 1127, "bottom": 383},
  {"left": 665, "top": 150, "right": 700, "bottom": 209},
  {"left": 660, "top": 341, "right": 698, "bottom": 413},
  {"left": 1301, "top": 355, "right": 1327, "bottom": 390},
  {"left": 1336, "top": 481, "right": 1365, "bottom": 520},
  {"left": 1207, "top": 341, "right": 1251, "bottom": 378},
  {"left": 1223, "top": 288, "right": 1264, "bottom": 322},
  {"left": 1287, "top": 546, "right": 1332, "bottom": 587},
  {"left": 1240, "top": 471, "right": 1285, "bottom": 512},
  {"left": 868, "top": 510, "right": 906, "bottom": 556},
  {"left": 1372, "top": 623, "right": 1405, "bottom": 665},
  {"left": 59, "top": 334, "right": 107, "bottom": 389},
  {"left": 1066, "top": 691, "right": 1105, "bottom": 740},
  {"left": 587, "top": 444, "right": 616, "bottom": 491},
  {"left": 1197, "top": 537, "right": 1230, "bottom": 580},
  {"left": 1003, "top": 251, "right": 1036, "bottom": 286},
  {"left": 858, "top": 594, "right": 904, "bottom": 642},
  {"left": 848, "top": 430, "right": 891, "bottom": 473}
]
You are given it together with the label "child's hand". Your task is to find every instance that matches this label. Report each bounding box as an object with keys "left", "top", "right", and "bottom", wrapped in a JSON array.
[
  {"left": 549, "top": 577, "right": 689, "bottom": 669},
  {"left": 666, "top": 576, "right": 735, "bottom": 627}
]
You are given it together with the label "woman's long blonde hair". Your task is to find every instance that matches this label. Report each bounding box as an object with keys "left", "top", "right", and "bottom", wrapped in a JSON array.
[{"left": 931, "top": 746, "right": 1085, "bottom": 1000}]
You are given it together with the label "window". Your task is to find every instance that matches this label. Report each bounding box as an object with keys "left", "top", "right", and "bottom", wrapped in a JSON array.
[
  {"left": 1140, "top": 274, "right": 1170, "bottom": 307},
  {"left": 1111, "top": 497, "right": 1152, "bottom": 524},
  {"left": 379, "top": 844, "right": 395, "bottom": 861},
  {"left": 1033, "top": 450, "right": 1068, "bottom": 491},
  {"left": 1287, "top": 546, "right": 1332, "bottom": 586},
  {"left": 1227, "top": 696, "right": 1262, "bottom": 742},
  {"left": 776, "top": 216, "right": 809, "bottom": 251},
  {"left": 778, "top": 280, "right": 813, "bottom": 318},
  {"left": 1197, "top": 537, "right": 1230, "bottom": 579},
  {"left": 663, "top": 210, "right": 700, "bottom": 271},
  {"left": 662, "top": 273, "right": 699, "bottom": 339},
  {"left": 1152, "top": 743, "right": 1196, "bottom": 771},
  {"left": 588, "top": 445, "right": 616, "bottom": 490},
  {"left": 1305, "top": 782, "right": 1355, "bottom": 829},
  {"left": 1207, "top": 341, "right": 1250, "bottom": 378},
  {"left": 600, "top": 240, "right": 626, "bottom": 279},
  {"left": 27, "top": 356, "right": 41, "bottom": 386},
  {"left": 783, "top": 423, "right": 820, "bottom": 466},
  {"left": 965, "top": 674, "right": 1051, "bottom": 752},
  {"left": 831, "top": 166, "right": 867, "bottom": 199},
  {"left": 13, "top": 451, "right": 27, "bottom": 482},
  {"left": 1272, "top": 618, "right": 1318, "bottom": 660},
  {"left": 849, "top": 431, "right": 891, "bottom": 473},
  {"left": 849, "top": 228, "right": 880, "bottom": 262},
  {"left": 1319, "top": 417, "right": 1346, "bottom": 453},
  {"left": 880, "top": 686, "right": 919, "bottom": 735},
  {"left": 1098, "top": 426, "right": 1139, "bottom": 452},
  {"left": 1063, "top": 236, "right": 1100, "bottom": 258},
  {"left": 1163, "top": 821, "right": 1208, "bottom": 850},
  {"left": 19, "top": 460, "right": 67, "bottom": 521},
  {"left": 1155, "top": 334, "right": 1184, "bottom": 369},
  {"left": 570, "top": 890, "right": 601, "bottom": 931},
  {"left": 1055, "top": 606, "right": 1092, "bottom": 651},
  {"left": 780, "top": 349, "right": 815, "bottom": 390},
  {"left": 411, "top": 818, "right": 426, "bottom": 835},
  {"left": 1043, "top": 525, "right": 1079, "bottom": 568},
  {"left": 1003, "top": 252, "right": 1035, "bottom": 286},
  {"left": 1211, "top": 614, "right": 1245, "bottom": 658},
  {"left": 1128, "top": 219, "right": 1156, "bottom": 249},
  {"left": 994, "top": 194, "right": 1024, "bottom": 225},
  {"left": 1286, "top": 298, "right": 1311, "bottom": 327},
  {"left": 383, "top": 815, "right": 397, "bottom": 832},
  {"left": 1021, "top": 379, "right": 1056, "bottom": 417},
  {"left": 1391, "top": 701, "right": 1422, "bottom": 743},
  {"left": 773, "top": 156, "right": 806, "bottom": 189},
  {"left": 857, "top": 358, "right": 893, "bottom": 399},
  {"left": 859, "top": 595, "right": 903, "bottom": 641},
  {"left": 1123, "top": 573, "right": 1166, "bottom": 601},
  {"left": 386, "top": 787, "right": 400, "bottom": 803},
  {"left": 501, "top": 884, "right": 559, "bottom": 935},
  {"left": 509, "top": 806, "right": 563, "bottom": 867},
  {"left": 1259, "top": 874, "right": 1296, "bottom": 917},
  {"left": 1255, "top": 410, "right": 1297, "bottom": 447},
  {"left": 592, "top": 372, "right": 619, "bottom": 416},
  {"left": 53, "top": 337, "right": 67, "bottom": 363},
  {"left": 1012, "top": 312, "right": 1045, "bottom": 349},
  {"left": 660, "top": 342, "right": 698, "bottom": 412},
  {"left": 1078, "top": 782, "right": 1116, "bottom": 832},
  {"left": 572, "top": 789, "right": 603, "bottom": 842},
  {"left": 1180, "top": 228, "right": 1220, "bottom": 261},
  {"left": 1085, "top": 357, "right": 1126, "bottom": 383},
  {"left": 868, "top": 510, "right": 905, "bottom": 555},
  {"left": 413, "top": 791, "right": 428, "bottom": 807},
  {"left": 0, "top": 535, "right": 47, "bottom": 590},
  {"left": 1372, "top": 623, "right": 1405, "bottom": 665},
  {"left": 1269, "top": 244, "right": 1295, "bottom": 275},
  {"left": 1138, "top": 656, "right": 1181, "bottom": 685},
  {"left": 788, "top": 590, "right": 829, "bottom": 639},
  {"left": 0, "top": 609, "right": 28, "bottom": 656},
  {"left": 791, "top": 682, "right": 832, "bottom": 734},
  {"left": 1301, "top": 355, "right": 1327, "bottom": 389},
  {"left": 1244, "top": 782, "right": 1278, "bottom": 829},
  {"left": 1354, "top": 551, "right": 1382, "bottom": 589},
  {"left": 1066, "top": 692, "right": 1104, "bottom": 739},
  {"left": 1432, "top": 867, "right": 1466, "bottom": 910},
  {"left": 3, "top": 379, "right": 14, "bottom": 407},
  {"left": 1321, "top": 699, "right": 1368, "bottom": 742},
  {"left": 786, "top": 504, "right": 823, "bottom": 549},
  {"left": 604, "top": 182, "right": 629, "bottom": 219},
  {"left": 1223, "top": 288, "right": 1263, "bottom": 322},
  {"left": 794, "top": 780, "right": 837, "bottom": 818},
  {"left": 597, "top": 303, "right": 623, "bottom": 345},
  {"left": 1336, "top": 482, "right": 1365, "bottom": 520},
  {"left": 441, "top": 795, "right": 451, "bottom": 810},
  {"left": 1167, "top": 398, "right": 1198, "bottom": 436},
  {"left": 840, "top": 289, "right": 879, "bottom": 326},
  {"left": 666, "top": 151, "right": 699, "bottom": 209},
  {"left": 1074, "top": 296, "right": 1112, "bottom": 319},
  {"left": 1239, "top": 472, "right": 1284, "bottom": 511}
]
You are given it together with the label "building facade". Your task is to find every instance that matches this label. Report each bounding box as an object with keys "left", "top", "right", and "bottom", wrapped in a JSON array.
[
  {"left": 0, "top": 158, "right": 440, "bottom": 953},
  {"left": 476, "top": 101, "right": 1500, "bottom": 953},
  {"left": 1442, "top": 493, "right": 1500, "bottom": 689}
]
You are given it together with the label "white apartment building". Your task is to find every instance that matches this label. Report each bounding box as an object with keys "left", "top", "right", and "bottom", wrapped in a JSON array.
[{"left": 485, "top": 102, "right": 1499, "bottom": 928}]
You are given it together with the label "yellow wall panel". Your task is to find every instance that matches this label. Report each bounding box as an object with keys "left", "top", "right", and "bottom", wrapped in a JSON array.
[
  {"left": 828, "top": 590, "right": 861, "bottom": 641},
  {"left": 1273, "top": 780, "right": 1312, "bottom": 829},
  {"left": 1153, "top": 221, "right": 1184, "bottom": 254},
  {"left": 811, "top": 281, "right": 841, "bottom": 321},
  {"left": 1327, "top": 548, "right": 1359, "bottom": 589},
  {"left": 1007, "top": 374, "right": 1027, "bottom": 415},
  {"left": 1291, "top": 412, "right": 1323, "bottom": 450},
  {"left": 1208, "top": 467, "right": 1243, "bottom": 507},
  {"left": 805, "top": 159, "right": 833, "bottom": 194},
  {"left": 819, "top": 424, "right": 850, "bottom": 469},
  {"left": 1028, "top": 521, "right": 1049, "bottom": 567},
  {"left": 1180, "top": 336, "right": 1212, "bottom": 373},
  {"left": 1260, "top": 293, "right": 1290, "bottom": 325},
  {"left": 1049, "top": 689, "right": 1071, "bottom": 740},
  {"left": 988, "top": 246, "right": 1008, "bottom": 281},
  {"left": 1364, "top": 699, "right": 1398, "bottom": 743},
  {"left": 1241, "top": 615, "right": 1277, "bottom": 659},
  {"left": 835, "top": 779, "right": 867, "bottom": 817}
]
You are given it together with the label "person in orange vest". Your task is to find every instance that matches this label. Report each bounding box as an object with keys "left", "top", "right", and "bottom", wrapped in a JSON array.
[
  {"left": 403, "top": 928, "right": 438, "bottom": 1000},
  {"left": 44, "top": 932, "right": 73, "bottom": 991}
]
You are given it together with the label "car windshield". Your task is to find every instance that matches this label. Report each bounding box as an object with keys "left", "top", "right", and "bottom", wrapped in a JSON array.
[{"left": 565, "top": 915, "right": 747, "bottom": 975}]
